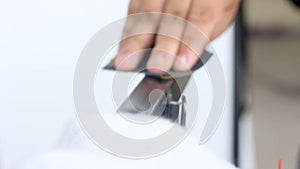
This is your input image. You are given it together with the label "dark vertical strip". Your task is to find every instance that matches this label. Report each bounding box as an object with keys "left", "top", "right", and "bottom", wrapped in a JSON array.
[
  {"left": 298, "top": 149, "right": 300, "bottom": 169},
  {"left": 233, "top": 3, "right": 247, "bottom": 167}
]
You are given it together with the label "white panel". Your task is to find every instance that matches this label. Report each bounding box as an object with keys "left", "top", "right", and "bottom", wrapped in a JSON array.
[
  {"left": 0, "top": 1, "right": 129, "bottom": 168},
  {"left": 0, "top": 0, "right": 235, "bottom": 168},
  {"left": 204, "top": 25, "right": 235, "bottom": 162}
]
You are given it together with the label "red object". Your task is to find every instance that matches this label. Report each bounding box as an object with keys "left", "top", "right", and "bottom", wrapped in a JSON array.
[{"left": 278, "top": 159, "right": 282, "bottom": 169}]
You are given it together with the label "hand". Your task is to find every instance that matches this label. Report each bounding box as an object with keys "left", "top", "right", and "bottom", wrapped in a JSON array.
[{"left": 115, "top": 0, "right": 240, "bottom": 73}]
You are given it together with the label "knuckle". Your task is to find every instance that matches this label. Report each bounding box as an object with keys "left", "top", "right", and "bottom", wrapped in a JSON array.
[
  {"left": 156, "top": 37, "right": 178, "bottom": 49},
  {"left": 224, "top": 0, "right": 241, "bottom": 11},
  {"left": 188, "top": 10, "right": 216, "bottom": 24},
  {"left": 168, "top": 9, "right": 186, "bottom": 18}
]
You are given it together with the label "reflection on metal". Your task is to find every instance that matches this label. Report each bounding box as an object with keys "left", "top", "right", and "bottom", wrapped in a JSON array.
[{"left": 117, "top": 75, "right": 190, "bottom": 126}]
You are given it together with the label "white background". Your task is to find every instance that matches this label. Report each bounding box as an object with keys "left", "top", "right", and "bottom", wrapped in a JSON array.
[{"left": 0, "top": 0, "right": 235, "bottom": 168}]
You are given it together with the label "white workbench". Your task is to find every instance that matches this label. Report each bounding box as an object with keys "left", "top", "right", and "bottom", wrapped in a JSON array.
[{"left": 0, "top": 0, "right": 235, "bottom": 168}]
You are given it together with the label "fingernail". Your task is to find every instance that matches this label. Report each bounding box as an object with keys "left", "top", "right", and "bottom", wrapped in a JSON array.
[
  {"left": 147, "top": 52, "right": 175, "bottom": 74},
  {"left": 115, "top": 50, "right": 139, "bottom": 71},
  {"left": 147, "top": 54, "right": 166, "bottom": 73},
  {"left": 173, "top": 54, "right": 189, "bottom": 71}
]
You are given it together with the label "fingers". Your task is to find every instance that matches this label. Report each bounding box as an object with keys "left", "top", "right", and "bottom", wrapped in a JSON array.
[
  {"left": 172, "top": 22, "right": 212, "bottom": 71},
  {"left": 173, "top": 0, "right": 240, "bottom": 71},
  {"left": 115, "top": 35, "right": 154, "bottom": 71},
  {"left": 146, "top": 0, "right": 192, "bottom": 73},
  {"left": 116, "top": 0, "right": 240, "bottom": 72},
  {"left": 210, "top": 0, "right": 240, "bottom": 39},
  {"left": 173, "top": 0, "right": 218, "bottom": 71},
  {"left": 115, "top": 0, "right": 165, "bottom": 71}
]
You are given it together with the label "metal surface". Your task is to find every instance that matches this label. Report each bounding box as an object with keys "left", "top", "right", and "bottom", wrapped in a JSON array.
[{"left": 117, "top": 75, "right": 191, "bottom": 126}]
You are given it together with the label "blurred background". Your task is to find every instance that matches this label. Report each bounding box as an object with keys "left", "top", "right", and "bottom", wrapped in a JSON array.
[
  {"left": 244, "top": 0, "right": 300, "bottom": 168},
  {"left": 0, "top": 0, "right": 299, "bottom": 169}
]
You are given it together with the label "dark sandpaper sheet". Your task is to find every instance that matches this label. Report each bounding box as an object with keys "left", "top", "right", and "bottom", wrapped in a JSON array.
[{"left": 104, "top": 50, "right": 212, "bottom": 79}]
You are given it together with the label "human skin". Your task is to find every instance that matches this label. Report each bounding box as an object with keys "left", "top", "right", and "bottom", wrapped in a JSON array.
[{"left": 114, "top": 0, "right": 241, "bottom": 73}]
